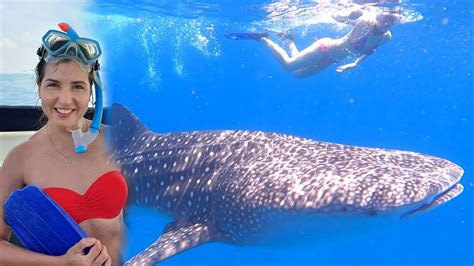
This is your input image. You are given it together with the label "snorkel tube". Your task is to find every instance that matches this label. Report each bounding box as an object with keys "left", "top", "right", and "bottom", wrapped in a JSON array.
[
  {"left": 70, "top": 72, "right": 104, "bottom": 154},
  {"left": 55, "top": 23, "right": 104, "bottom": 154}
]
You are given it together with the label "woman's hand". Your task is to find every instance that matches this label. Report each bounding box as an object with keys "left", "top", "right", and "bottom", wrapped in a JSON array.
[
  {"left": 61, "top": 238, "right": 112, "bottom": 266},
  {"left": 336, "top": 63, "right": 356, "bottom": 72},
  {"left": 336, "top": 54, "right": 368, "bottom": 73}
]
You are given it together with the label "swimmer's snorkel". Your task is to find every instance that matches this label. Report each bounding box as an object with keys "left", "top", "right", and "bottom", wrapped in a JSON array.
[
  {"left": 70, "top": 70, "right": 104, "bottom": 154},
  {"left": 38, "top": 23, "right": 104, "bottom": 154}
]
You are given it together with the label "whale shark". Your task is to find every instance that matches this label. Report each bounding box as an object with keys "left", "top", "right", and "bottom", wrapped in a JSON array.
[{"left": 109, "top": 103, "right": 464, "bottom": 265}]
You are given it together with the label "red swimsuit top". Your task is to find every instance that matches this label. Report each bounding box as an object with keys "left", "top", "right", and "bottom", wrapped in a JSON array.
[{"left": 44, "top": 171, "right": 128, "bottom": 224}]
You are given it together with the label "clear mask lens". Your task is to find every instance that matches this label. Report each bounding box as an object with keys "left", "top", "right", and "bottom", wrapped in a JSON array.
[
  {"left": 76, "top": 39, "right": 100, "bottom": 60},
  {"left": 44, "top": 32, "right": 70, "bottom": 52}
]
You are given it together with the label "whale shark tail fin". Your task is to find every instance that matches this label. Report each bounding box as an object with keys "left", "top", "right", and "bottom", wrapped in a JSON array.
[{"left": 108, "top": 103, "right": 148, "bottom": 153}]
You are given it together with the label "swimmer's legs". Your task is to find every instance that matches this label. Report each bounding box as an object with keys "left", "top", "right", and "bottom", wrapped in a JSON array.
[
  {"left": 259, "top": 37, "right": 299, "bottom": 71},
  {"left": 278, "top": 33, "right": 299, "bottom": 57},
  {"left": 260, "top": 36, "right": 328, "bottom": 71},
  {"left": 293, "top": 56, "right": 335, "bottom": 78},
  {"left": 285, "top": 39, "right": 299, "bottom": 57},
  {"left": 294, "top": 66, "right": 319, "bottom": 78}
]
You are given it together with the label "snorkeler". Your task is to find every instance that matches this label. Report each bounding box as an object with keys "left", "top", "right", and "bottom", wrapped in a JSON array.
[
  {"left": 0, "top": 23, "right": 127, "bottom": 265},
  {"left": 226, "top": 8, "right": 401, "bottom": 78}
]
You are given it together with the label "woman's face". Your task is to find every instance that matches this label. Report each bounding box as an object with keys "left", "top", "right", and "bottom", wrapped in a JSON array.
[{"left": 38, "top": 60, "right": 91, "bottom": 130}]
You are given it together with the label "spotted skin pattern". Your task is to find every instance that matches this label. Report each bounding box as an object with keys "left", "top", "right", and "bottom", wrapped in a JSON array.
[{"left": 110, "top": 104, "right": 463, "bottom": 265}]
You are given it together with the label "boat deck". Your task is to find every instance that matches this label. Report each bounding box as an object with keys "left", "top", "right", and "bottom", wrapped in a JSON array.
[{"left": 0, "top": 131, "right": 35, "bottom": 166}]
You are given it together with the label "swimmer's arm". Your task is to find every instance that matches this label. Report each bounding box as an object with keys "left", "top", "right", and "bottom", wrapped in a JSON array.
[
  {"left": 337, "top": 31, "right": 391, "bottom": 73},
  {"left": 336, "top": 54, "right": 368, "bottom": 72},
  {"left": 0, "top": 237, "right": 109, "bottom": 266},
  {"left": 332, "top": 8, "right": 364, "bottom": 25},
  {"left": 380, "top": 31, "right": 392, "bottom": 45},
  {"left": 0, "top": 241, "right": 65, "bottom": 265}
]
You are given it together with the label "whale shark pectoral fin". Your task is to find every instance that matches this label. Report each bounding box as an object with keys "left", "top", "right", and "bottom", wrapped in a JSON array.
[{"left": 125, "top": 220, "right": 215, "bottom": 265}]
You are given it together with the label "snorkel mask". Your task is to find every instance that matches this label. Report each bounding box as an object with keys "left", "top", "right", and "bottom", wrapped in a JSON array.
[
  {"left": 37, "top": 23, "right": 104, "bottom": 154},
  {"left": 377, "top": 11, "right": 402, "bottom": 29}
]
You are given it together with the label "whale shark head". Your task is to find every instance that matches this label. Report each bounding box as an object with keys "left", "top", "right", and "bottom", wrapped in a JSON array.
[{"left": 401, "top": 178, "right": 463, "bottom": 218}]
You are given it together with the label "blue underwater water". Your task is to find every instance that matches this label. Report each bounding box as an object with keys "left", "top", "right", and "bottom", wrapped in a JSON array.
[{"left": 86, "top": 0, "right": 472, "bottom": 265}]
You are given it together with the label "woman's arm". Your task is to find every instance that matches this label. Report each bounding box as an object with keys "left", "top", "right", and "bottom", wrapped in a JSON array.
[
  {"left": 380, "top": 31, "right": 392, "bottom": 45},
  {"left": 0, "top": 237, "right": 111, "bottom": 266},
  {"left": 336, "top": 54, "right": 369, "bottom": 72},
  {"left": 336, "top": 30, "right": 391, "bottom": 73},
  {"left": 0, "top": 145, "right": 62, "bottom": 265},
  {"left": 332, "top": 8, "right": 364, "bottom": 25},
  {"left": 0, "top": 147, "right": 111, "bottom": 266},
  {"left": 0, "top": 241, "right": 64, "bottom": 265}
]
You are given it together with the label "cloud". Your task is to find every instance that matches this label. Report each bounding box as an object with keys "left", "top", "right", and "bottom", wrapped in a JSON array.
[
  {"left": 0, "top": 37, "right": 17, "bottom": 49},
  {"left": 0, "top": 0, "right": 90, "bottom": 73}
]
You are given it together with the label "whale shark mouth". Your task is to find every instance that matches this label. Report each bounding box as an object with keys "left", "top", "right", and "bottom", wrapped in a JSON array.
[{"left": 402, "top": 183, "right": 464, "bottom": 219}]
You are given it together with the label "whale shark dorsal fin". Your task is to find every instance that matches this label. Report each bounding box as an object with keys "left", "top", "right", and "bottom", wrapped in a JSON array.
[
  {"left": 109, "top": 103, "right": 148, "bottom": 152},
  {"left": 125, "top": 220, "right": 215, "bottom": 265}
]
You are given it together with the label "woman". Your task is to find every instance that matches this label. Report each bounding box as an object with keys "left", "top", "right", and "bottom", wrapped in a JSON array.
[
  {"left": 227, "top": 8, "right": 401, "bottom": 78},
  {"left": 0, "top": 23, "right": 127, "bottom": 265}
]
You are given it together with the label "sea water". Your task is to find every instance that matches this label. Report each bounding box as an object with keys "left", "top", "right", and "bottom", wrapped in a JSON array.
[
  {"left": 2, "top": 0, "right": 473, "bottom": 265},
  {"left": 0, "top": 73, "right": 37, "bottom": 106}
]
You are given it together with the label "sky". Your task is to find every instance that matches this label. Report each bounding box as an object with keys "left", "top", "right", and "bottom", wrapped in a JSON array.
[{"left": 0, "top": 0, "right": 91, "bottom": 73}]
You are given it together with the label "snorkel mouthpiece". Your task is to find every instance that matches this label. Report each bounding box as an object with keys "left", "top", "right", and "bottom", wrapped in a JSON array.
[
  {"left": 71, "top": 128, "right": 99, "bottom": 154},
  {"left": 70, "top": 71, "right": 104, "bottom": 154}
]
